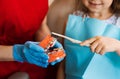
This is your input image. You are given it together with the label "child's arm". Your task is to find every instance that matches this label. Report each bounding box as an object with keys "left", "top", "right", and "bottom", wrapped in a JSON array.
[
  {"left": 57, "top": 60, "right": 65, "bottom": 79},
  {"left": 80, "top": 36, "right": 120, "bottom": 55}
]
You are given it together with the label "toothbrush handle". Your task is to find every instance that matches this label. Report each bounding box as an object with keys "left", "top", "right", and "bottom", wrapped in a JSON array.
[{"left": 51, "top": 32, "right": 90, "bottom": 46}]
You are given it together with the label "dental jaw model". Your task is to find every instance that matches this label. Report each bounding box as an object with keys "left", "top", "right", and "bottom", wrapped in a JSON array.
[{"left": 39, "top": 35, "right": 66, "bottom": 63}]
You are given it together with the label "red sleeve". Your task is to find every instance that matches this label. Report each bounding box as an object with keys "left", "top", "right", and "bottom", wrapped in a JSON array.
[
  {"left": 0, "top": 0, "right": 48, "bottom": 45},
  {"left": 0, "top": 1, "right": 57, "bottom": 79}
]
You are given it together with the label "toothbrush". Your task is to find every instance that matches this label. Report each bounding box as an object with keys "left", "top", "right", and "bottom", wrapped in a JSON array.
[
  {"left": 51, "top": 32, "right": 90, "bottom": 47},
  {"left": 51, "top": 32, "right": 82, "bottom": 44}
]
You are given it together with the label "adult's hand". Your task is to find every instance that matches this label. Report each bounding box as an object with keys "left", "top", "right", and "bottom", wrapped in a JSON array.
[
  {"left": 50, "top": 41, "right": 65, "bottom": 65},
  {"left": 13, "top": 41, "right": 49, "bottom": 68}
]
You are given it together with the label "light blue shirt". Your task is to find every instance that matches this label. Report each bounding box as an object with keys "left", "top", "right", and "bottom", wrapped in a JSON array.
[{"left": 64, "top": 14, "right": 120, "bottom": 79}]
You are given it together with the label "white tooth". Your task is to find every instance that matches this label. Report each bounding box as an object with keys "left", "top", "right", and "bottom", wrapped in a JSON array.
[{"left": 56, "top": 57, "right": 60, "bottom": 60}]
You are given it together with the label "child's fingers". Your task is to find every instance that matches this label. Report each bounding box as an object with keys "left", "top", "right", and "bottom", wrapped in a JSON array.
[
  {"left": 95, "top": 43, "right": 103, "bottom": 54},
  {"left": 99, "top": 47, "right": 105, "bottom": 55},
  {"left": 90, "top": 40, "right": 99, "bottom": 52},
  {"left": 80, "top": 37, "right": 97, "bottom": 46}
]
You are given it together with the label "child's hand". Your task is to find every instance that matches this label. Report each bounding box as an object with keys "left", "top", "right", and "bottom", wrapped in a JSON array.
[{"left": 80, "top": 36, "right": 120, "bottom": 55}]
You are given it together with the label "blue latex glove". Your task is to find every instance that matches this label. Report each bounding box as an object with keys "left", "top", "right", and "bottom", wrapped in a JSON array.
[
  {"left": 13, "top": 41, "right": 49, "bottom": 68},
  {"left": 50, "top": 41, "right": 65, "bottom": 65},
  {"left": 50, "top": 58, "right": 64, "bottom": 65}
]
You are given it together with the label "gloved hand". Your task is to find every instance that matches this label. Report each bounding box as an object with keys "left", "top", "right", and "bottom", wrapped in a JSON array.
[
  {"left": 50, "top": 58, "right": 64, "bottom": 65},
  {"left": 13, "top": 41, "right": 49, "bottom": 68},
  {"left": 50, "top": 41, "right": 65, "bottom": 65}
]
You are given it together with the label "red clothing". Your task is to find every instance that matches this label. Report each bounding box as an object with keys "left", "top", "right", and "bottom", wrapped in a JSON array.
[{"left": 0, "top": 0, "right": 57, "bottom": 79}]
